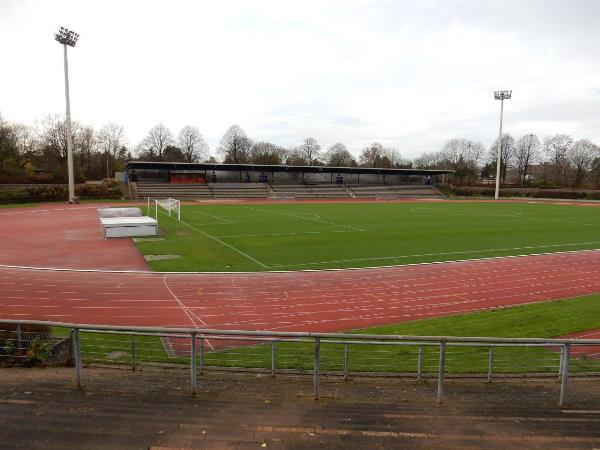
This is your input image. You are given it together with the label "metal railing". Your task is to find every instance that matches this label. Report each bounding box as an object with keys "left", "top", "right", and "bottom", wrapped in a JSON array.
[{"left": 2, "top": 319, "right": 600, "bottom": 407}]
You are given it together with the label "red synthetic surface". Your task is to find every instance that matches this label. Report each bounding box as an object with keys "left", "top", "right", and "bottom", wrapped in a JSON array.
[
  {"left": 558, "top": 329, "right": 600, "bottom": 358},
  {"left": 1, "top": 202, "right": 600, "bottom": 338}
]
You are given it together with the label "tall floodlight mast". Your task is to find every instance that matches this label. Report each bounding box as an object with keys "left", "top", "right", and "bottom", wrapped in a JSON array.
[
  {"left": 54, "top": 27, "right": 80, "bottom": 203},
  {"left": 493, "top": 90, "right": 511, "bottom": 200}
]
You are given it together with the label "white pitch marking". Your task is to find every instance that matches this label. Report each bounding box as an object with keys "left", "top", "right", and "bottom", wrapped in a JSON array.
[
  {"left": 245, "top": 206, "right": 366, "bottom": 232},
  {"left": 217, "top": 230, "right": 354, "bottom": 239},
  {"left": 194, "top": 210, "right": 234, "bottom": 224},
  {"left": 158, "top": 209, "right": 268, "bottom": 269},
  {"left": 271, "top": 241, "right": 600, "bottom": 268}
]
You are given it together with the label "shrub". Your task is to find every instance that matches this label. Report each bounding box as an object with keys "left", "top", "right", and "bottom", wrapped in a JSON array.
[{"left": 0, "top": 182, "right": 122, "bottom": 204}]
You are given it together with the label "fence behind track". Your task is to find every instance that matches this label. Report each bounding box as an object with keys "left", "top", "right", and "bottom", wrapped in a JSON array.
[{"left": 2, "top": 319, "right": 600, "bottom": 406}]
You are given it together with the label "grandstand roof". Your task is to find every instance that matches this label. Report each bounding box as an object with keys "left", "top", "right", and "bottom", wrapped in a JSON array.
[{"left": 126, "top": 161, "right": 454, "bottom": 176}]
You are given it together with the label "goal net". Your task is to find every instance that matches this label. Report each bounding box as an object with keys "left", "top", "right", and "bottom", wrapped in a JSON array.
[{"left": 147, "top": 197, "right": 181, "bottom": 221}]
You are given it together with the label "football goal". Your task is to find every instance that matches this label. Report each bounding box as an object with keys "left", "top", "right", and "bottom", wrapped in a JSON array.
[{"left": 147, "top": 197, "right": 181, "bottom": 221}]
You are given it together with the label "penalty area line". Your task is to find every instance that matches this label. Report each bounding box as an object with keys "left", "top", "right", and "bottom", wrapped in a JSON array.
[
  {"left": 158, "top": 210, "right": 268, "bottom": 269},
  {"left": 245, "top": 206, "right": 366, "bottom": 232}
]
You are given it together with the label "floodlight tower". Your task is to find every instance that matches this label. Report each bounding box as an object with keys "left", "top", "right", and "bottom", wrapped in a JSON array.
[
  {"left": 493, "top": 90, "right": 511, "bottom": 200},
  {"left": 54, "top": 27, "right": 80, "bottom": 203}
]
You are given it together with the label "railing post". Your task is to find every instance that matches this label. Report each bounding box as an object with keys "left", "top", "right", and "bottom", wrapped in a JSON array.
[
  {"left": 271, "top": 341, "right": 276, "bottom": 378},
  {"left": 417, "top": 345, "right": 423, "bottom": 382},
  {"left": 190, "top": 332, "right": 197, "bottom": 395},
  {"left": 559, "top": 343, "right": 570, "bottom": 407},
  {"left": 314, "top": 337, "right": 321, "bottom": 400},
  {"left": 437, "top": 341, "right": 446, "bottom": 404},
  {"left": 487, "top": 346, "right": 494, "bottom": 383},
  {"left": 131, "top": 335, "right": 136, "bottom": 371},
  {"left": 558, "top": 345, "right": 564, "bottom": 378},
  {"left": 73, "top": 328, "right": 82, "bottom": 388},
  {"left": 343, "top": 344, "right": 349, "bottom": 381},
  {"left": 200, "top": 337, "right": 205, "bottom": 374},
  {"left": 16, "top": 324, "right": 22, "bottom": 353}
]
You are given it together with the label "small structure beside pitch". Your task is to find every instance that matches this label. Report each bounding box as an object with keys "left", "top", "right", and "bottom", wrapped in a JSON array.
[{"left": 97, "top": 207, "right": 158, "bottom": 238}]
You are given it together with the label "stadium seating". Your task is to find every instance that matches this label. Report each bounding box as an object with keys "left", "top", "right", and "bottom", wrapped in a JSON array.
[
  {"left": 136, "top": 181, "right": 213, "bottom": 200},
  {"left": 210, "top": 183, "right": 270, "bottom": 199},
  {"left": 133, "top": 181, "right": 444, "bottom": 200},
  {"left": 269, "top": 184, "right": 350, "bottom": 199},
  {"left": 348, "top": 184, "right": 443, "bottom": 199}
]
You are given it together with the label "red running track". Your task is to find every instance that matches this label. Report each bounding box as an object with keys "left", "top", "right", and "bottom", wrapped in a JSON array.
[{"left": 1, "top": 203, "right": 600, "bottom": 335}]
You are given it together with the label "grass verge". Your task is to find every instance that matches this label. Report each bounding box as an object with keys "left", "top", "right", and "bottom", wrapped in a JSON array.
[{"left": 53, "top": 294, "right": 600, "bottom": 375}]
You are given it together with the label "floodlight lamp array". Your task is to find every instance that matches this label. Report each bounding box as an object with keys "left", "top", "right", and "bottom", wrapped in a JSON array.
[
  {"left": 54, "top": 27, "right": 79, "bottom": 47},
  {"left": 494, "top": 90, "right": 512, "bottom": 100}
]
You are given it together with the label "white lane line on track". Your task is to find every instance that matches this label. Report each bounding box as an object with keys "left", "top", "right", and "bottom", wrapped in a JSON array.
[
  {"left": 0, "top": 206, "right": 99, "bottom": 216},
  {"left": 163, "top": 274, "right": 215, "bottom": 350},
  {"left": 244, "top": 206, "right": 366, "bottom": 232},
  {"left": 1, "top": 248, "right": 600, "bottom": 275},
  {"left": 270, "top": 241, "right": 600, "bottom": 268}
]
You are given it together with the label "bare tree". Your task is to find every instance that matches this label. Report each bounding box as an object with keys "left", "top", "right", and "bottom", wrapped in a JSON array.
[
  {"left": 285, "top": 147, "right": 308, "bottom": 166},
  {"left": 440, "top": 138, "right": 485, "bottom": 184},
  {"left": 543, "top": 134, "right": 574, "bottom": 185},
  {"left": 0, "top": 116, "right": 18, "bottom": 172},
  {"left": 78, "top": 126, "right": 96, "bottom": 177},
  {"left": 324, "top": 143, "right": 355, "bottom": 167},
  {"left": 177, "top": 125, "right": 209, "bottom": 163},
  {"left": 98, "top": 123, "right": 126, "bottom": 176},
  {"left": 37, "top": 114, "right": 81, "bottom": 165},
  {"left": 297, "top": 137, "right": 321, "bottom": 165},
  {"left": 138, "top": 123, "right": 174, "bottom": 161},
  {"left": 569, "top": 139, "right": 599, "bottom": 186},
  {"left": 218, "top": 125, "right": 252, "bottom": 163},
  {"left": 12, "top": 123, "right": 40, "bottom": 169},
  {"left": 514, "top": 134, "right": 540, "bottom": 186},
  {"left": 488, "top": 134, "right": 515, "bottom": 183},
  {"left": 249, "top": 142, "right": 287, "bottom": 165},
  {"left": 359, "top": 143, "right": 392, "bottom": 168},
  {"left": 413, "top": 151, "right": 443, "bottom": 169}
]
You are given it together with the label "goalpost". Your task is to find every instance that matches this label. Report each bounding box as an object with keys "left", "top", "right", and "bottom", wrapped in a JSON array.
[{"left": 147, "top": 197, "right": 181, "bottom": 222}]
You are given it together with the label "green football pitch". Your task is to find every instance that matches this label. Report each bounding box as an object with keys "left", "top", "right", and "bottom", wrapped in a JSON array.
[{"left": 134, "top": 201, "right": 600, "bottom": 272}]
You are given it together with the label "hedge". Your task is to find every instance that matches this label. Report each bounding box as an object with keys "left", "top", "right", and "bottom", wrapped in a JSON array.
[
  {"left": 449, "top": 187, "right": 600, "bottom": 200},
  {"left": 0, "top": 182, "right": 122, "bottom": 204}
]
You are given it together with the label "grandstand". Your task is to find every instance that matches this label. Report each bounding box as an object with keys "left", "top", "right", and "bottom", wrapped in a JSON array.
[
  {"left": 135, "top": 180, "right": 444, "bottom": 201},
  {"left": 128, "top": 162, "right": 452, "bottom": 201}
]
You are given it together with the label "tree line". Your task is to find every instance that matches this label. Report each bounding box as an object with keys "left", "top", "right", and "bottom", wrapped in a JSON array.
[{"left": 1, "top": 113, "right": 599, "bottom": 187}]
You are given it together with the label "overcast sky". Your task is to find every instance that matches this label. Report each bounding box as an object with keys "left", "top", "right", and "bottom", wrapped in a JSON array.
[{"left": 1, "top": 0, "right": 599, "bottom": 158}]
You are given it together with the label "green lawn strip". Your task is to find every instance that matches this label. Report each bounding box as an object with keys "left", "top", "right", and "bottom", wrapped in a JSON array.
[
  {"left": 136, "top": 202, "right": 600, "bottom": 272},
  {"left": 52, "top": 295, "right": 600, "bottom": 374}
]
